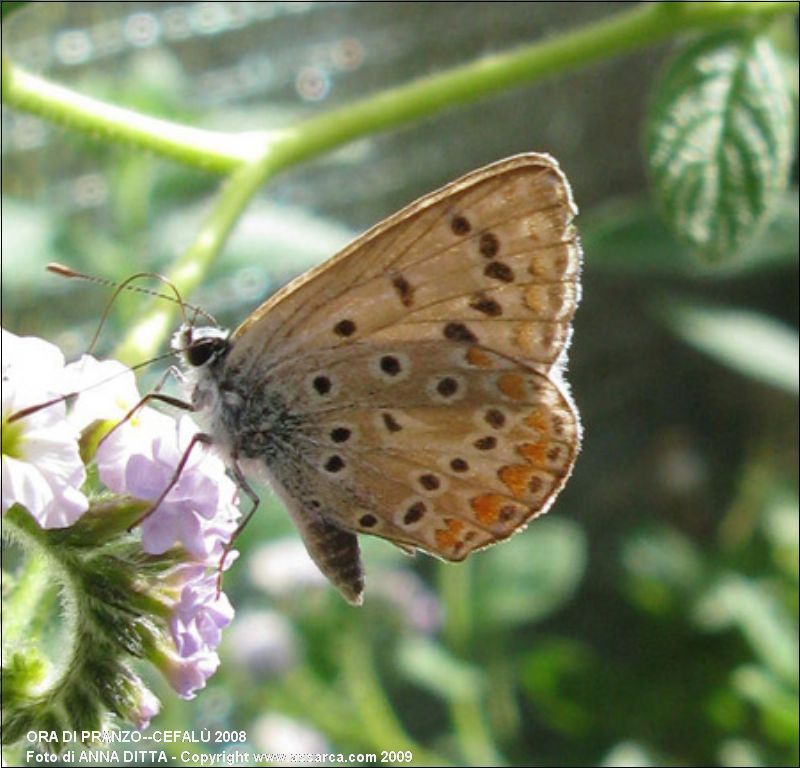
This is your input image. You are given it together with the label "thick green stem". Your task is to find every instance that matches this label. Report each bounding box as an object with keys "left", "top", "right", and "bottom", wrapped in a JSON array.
[
  {"left": 2, "top": 3, "right": 793, "bottom": 175},
  {"left": 439, "top": 561, "right": 504, "bottom": 766},
  {"left": 338, "top": 629, "right": 449, "bottom": 766},
  {"left": 4, "top": 1, "right": 796, "bottom": 358},
  {"left": 0, "top": 58, "right": 260, "bottom": 173},
  {"left": 114, "top": 152, "right": 279, "bottom": 361}
]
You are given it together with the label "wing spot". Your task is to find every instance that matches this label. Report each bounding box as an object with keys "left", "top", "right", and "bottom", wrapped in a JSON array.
[
  {"left": 497, "top": 373, "right": 527, "bottom": 400},
  {"left": 380, "top": 355, "right": 402, "bottom": 376},
  {"left": 484, "top": 261, "right": 514, "bottom": 283},
  {"left": 465, "top": 347, "right": 493, "bottom": 368},
  {"left": 330, "top": 427, "right": 352, "bottom": 443},
  {"left": 333, "top": 318, "right": 357, "bottom": 337},
  {"left": 418, "top": 473, "right": 441, "bottom": 491},
  {"left": 324, "top": 455, "right": 346, "bottom": 473},
  {"left": 484, "top": 409, "right": 506, "bottom": 428},
  {"left": 444, "top": 322, "right": 478, "bottom": 343},
  {"left": 499, "top": 464, "right": 535, "bottom": 498},
  {"left": 450, "top": 458, "right": 469, "bottom": 473},
  {"left": 479, "top": 231, "right": 500, "bottom": 258},
  {"left": 313, "top": 375, "right": 332, "bottom": 395},
  {"left": 404, "top": 502, "right": 427, "bottom": 525},
  {"left": 436, "top": 377, "right": 460, "bottom": 397},
  {"left": 359, "top": 514, "right": 378, "bottom": 528},
  {"left": 499, "top": 505, "right": 516, "bottom": 523},
  {"left": 391, "top": 274, "right": 414, "bottom": 307},
  {"left": 450, "top": 214, "right": 471, "bottom": 235},
  {"left": 471, "top": 494, "right": 505, "bottom": 524},
  {"left": 382, "top": 412, "right": 402, "bottom": 432},
  {"left": 474, "top": 436, "right": 497, "bottom": 451},
  {"left": 469, "top": 295, "right": 503, "bottom": 317},
  {"left": 435, "top": 518, "right": 465, "bottom": 549}
]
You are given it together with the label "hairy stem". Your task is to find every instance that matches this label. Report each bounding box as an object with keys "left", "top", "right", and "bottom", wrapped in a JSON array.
[
  {"left": 2, "top": 3, "right": 792, "bottom": 174},
  {"left": 3, "top": 1, "right": 795, "bottom": 359}
]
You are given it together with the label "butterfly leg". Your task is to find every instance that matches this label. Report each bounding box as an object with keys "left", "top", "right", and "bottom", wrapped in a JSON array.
[
  {"left": 126, "top": 431, "right": 213, "bottom": 532},
  {"left": 214, "top": 458, "right": 260, "bottom": 595},
  {"left": 98, "top": 390, "right": 195, "bottom": 455}
]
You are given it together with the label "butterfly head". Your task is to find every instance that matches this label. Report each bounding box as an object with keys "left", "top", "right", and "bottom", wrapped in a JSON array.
[{"left": 172, "top": 324, "right": 231, "bottom": 370}]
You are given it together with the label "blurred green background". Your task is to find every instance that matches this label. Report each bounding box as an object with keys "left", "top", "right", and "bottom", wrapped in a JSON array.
[{"left": 1, "top": 3, "right": 797, "bottom": 766}]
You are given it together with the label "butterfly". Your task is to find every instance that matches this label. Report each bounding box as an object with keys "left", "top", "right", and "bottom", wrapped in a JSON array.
[{"left": 174, "top": 153, "right": 582, "bottom": 605}]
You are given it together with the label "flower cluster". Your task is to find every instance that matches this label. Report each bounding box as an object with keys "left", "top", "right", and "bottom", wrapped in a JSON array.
[{"left": 1, "top": 328, "right": 241, "bottom": 729}]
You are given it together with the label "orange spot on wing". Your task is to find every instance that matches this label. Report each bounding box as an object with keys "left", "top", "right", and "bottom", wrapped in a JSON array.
[
  {"left": 435, "top": 518, "right": 465, "bottom": 550},
  {"left": 466, "top": 347, "right": 493, "bottom": 368},
  {"left": 524, "top": 408, "right": 549, "bottom": 434},
  {"left": 498, "top": 373, "right": 527, "bottom": 400},
  {"left": 471, "top": 494, "right": 505, "bottom": 524},
  {"left": 518, "top": 441, "right": 548, "bottom": 465},
  {"left": 498, "top": 465, "right": 537, "bottom": 499}
]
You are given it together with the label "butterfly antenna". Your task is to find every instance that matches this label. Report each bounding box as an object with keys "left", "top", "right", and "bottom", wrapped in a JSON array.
[
  {"left": 7, "top": 349, "right": 177, "bottom": 424},
  {"left": 47, "top": 264, "right": 218, "bottom": 353}
]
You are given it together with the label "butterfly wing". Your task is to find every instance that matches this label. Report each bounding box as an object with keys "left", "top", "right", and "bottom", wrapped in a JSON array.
[
  {"left": 227, "top": 154, "right": 581, "bottom": 599},
  {"left": 230, "top": 153, "right": 580, "bottom": 374},
  {"left": 259, "top": 341, "right": 579, "bottom": 562}
]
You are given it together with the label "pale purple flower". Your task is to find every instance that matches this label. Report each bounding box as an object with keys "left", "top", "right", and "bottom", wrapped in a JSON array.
[
  {"left": 1, "top": 329, "right": 88, "bottom": 527},
  {"left": 95, "top": 406, "right": 176, "bottom": 494},
  {"left": 98, "top": 415, "right": 240, "bottom": 560},
  {"left": 131, "top": 685, "right": 161, "bottom": 730},
  {"left": 64, "top": 355, "right": 141, "bottom": 431},
  {"left": 159, "top": 647, "right": 220, "bottom": 700},
  {"left": 170, "top": 569, "right": 234, "bottom": 657}
]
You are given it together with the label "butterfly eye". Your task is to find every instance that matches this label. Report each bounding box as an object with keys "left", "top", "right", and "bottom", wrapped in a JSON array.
[{"left": 187, "top": 341, "right": 217, "bottom": 367}]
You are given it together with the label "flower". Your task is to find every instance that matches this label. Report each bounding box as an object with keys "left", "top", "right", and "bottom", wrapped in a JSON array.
[
  {"left": 1, "top": 329, "right": 88, "bottom": 527},
  {"left": 98, "top": 415, "right": 240, "bottom": 560},
  {"left": 131, "top": 685, "right": 161, "bottom": 730},
  {"left": 157, "top": 647, "right": 221, "bottom": 700},
  {"left": 63, "top": 354, "right": 142, "bottom": 431},
  {"left": 170, "top": 568, "right": 234, "bottom": 657}
]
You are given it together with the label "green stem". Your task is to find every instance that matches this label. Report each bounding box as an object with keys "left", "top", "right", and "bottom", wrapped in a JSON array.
[
  {"left": 0, "top": 549, "right": 51, "bottom": 649},
  {"left": 114, "top": 152, "right": 279, "bottom": 361},
  {"left": 2, "top": 3, "right": 793, "bottom": 175},
  {"left": 262, "top": 1, "right": 794, "bottom": 176},
  {"left": 4, "top": 1, "right": 795, "bottom": 359},
  {"left": 438, "top": 562, "right": 504, "bottom": 766},
  {"left": 338, "top": 629, "right": 449, "bottom": 766},
  {"left": 0, "top": 58, "right": 260, "bottom": 173}
]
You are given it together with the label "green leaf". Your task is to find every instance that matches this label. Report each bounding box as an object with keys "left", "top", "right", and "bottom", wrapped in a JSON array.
[
  {"left": 520, "top": 638, "right": 594, "bottom": 735},
  {"left": 646, "top": 30, "right": 795, "bottom": 261},
  {"left": 474, "top": 518, "right": 586, "bottom": 627},
  {"left": 657, "top": 298, "right": 799, "bottom": 395},
  {"left": 621, "top": 526, "right": 705, "bottom": 614},
  {"left": 694, "top": 575, "right": 799, "bottom": 685},
  {"left": 583, "top": 190, "right": 798, "bottom": 276},
  {"left": 732, "top": 665, "right": 799, "bottom": 745},
  {"left": 395, "top": 636, "right": 483, "bottom": 703},
  {"left": 0, "top": 2, "right": 30, "bottom": 23}
]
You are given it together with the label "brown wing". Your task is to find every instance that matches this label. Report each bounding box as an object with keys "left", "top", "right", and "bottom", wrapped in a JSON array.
[{"left": 228, "top": 153, "right": 580, "bottom": 378}]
